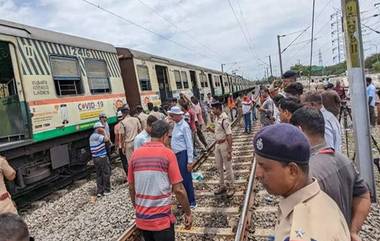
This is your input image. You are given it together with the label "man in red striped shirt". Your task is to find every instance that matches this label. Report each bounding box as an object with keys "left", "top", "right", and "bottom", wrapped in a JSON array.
[{"left": 128, "top": 120, "right": 192, "bottom": 241}]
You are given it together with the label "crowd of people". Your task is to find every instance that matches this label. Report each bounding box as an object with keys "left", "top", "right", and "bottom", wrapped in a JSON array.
[{"left": 0, "top": 69, "right": 377, "bottom": 241}]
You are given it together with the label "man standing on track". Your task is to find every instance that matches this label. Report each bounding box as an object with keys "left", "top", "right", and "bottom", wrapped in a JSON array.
[
  {"left": 119, "top": 106, "right": 142, "bottom": 161},
  {"left": 168, "top": 106, "right": 196, "bottom": 208},
  {"left": 366, "top": 77, "right": 377, "bottom": 126},
  {"left": 0, "top": 156, "right": 17, "bottom": 214},
  {"left": 254, "top": 124, "right": 350, "bottom": 241},
  {"left": 90, "top": 122, "right": 111, "bottom": 197},
  {"left": 114, "top": 111, "right": 128, "bottom": 182},
  {"left": 207, "top": 101, "right": 234, "bottom": 197},
  {"left": 128, "top": 120, "right": 192, "bottom": 241},
  {"left": 134, "top": 115, "right": 158, "bottom": 149},
  {"left": 135, "top": 105, "right": 149, "bottom": 130},
  {"left": 290, "top": 107, "right": 371, "bottom": 241}
]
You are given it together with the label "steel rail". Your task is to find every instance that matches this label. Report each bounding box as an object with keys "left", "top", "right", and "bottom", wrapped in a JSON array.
[{"left": 234, "top": 157, "right": 257, "bottom": 241}]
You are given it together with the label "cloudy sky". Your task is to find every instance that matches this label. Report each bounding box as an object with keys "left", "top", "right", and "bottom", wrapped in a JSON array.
[{"left": 0, "top": 0, "right": 379, "bottom": 79}]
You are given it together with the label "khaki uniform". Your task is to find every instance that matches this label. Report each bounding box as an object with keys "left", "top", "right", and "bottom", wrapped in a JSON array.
[
  {"left": 214, "top": 112, "right": 234, "bottom": 187},
  {"left": 275, "top": 179, "right": 350, "bottom": 241},
  {"left": 0, "top": 156, "right": 17, "bottom": 214},
  {"left": 119, "top": 116, "right": 142, "bottom": 160},
  {"left": 137, "top": 112, "right": 149, "bottom": 130}
]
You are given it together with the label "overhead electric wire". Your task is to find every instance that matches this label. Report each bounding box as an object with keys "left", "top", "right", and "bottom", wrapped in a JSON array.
[
  {"left": 134, "top": 0, "right": 226, "bottom": 60},
  {"left": 80, "top": 0, "right": 221, "bottom": 63},
  {"left": 226, "top": 0, "right": 268, "bottom": 67},
  {"left": 281, "top": 27, "right": 311, "bottom": 53}
]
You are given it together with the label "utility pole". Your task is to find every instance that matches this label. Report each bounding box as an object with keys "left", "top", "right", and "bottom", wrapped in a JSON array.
[
  {"left": 309, "top": 0, "right": 316, "bottom": 86},
  {"left": 268, "top": 55, "right": 273, "bottom": 77},
  {"left": 221, "top": 64, "right": 225, "bottom": 73},
  {"left": 277, "top": 35, "right": 284, "bottom": 77},
  {"left": 341, "top": 0, "right": 376, "bottom": 201}
]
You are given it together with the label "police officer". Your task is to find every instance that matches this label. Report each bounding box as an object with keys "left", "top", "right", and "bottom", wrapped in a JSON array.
[
  {"left": 119, "top": 106, "right": 142, "bottom": 161},
  {"left": 207, "top": 101, "right": 234, "bottom": 197},
  {"left": 290, "top": 107, "right": 370, "bottom": 241},
  {"left": 0, "top": 156, "right": 17, "bottom": 214},
  {"left": 253, "top": 124, "right": 350, "bottom": 241}
]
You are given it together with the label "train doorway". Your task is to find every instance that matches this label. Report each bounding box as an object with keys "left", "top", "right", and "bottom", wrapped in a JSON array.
[
  {"left": 0, "top": 41, "right": 28, "bottom": 145},
  {"left": 220, "top": 75, "right": 225, "bottom": 95},
  {"left": 155, "top": 65, "right": 172, "bottom": 104},
  {"left": 208, "top": 73, "right": 215, "bottom": 97},
  {"left": 190, "top": 70, "right": 200, "bottom": 99}
]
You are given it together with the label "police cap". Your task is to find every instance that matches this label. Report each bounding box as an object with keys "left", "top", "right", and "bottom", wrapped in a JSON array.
[
  {"left": 210, "top": 100, "right": 222, "bottom": 107},
  {"left": 282, "top": 70, "right": 298, "bottom": 79},
  {"left": 253, "top": 123, "right": 310, "bottom": 165}
]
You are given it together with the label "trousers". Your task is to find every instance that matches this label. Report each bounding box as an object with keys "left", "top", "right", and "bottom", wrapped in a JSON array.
[
  {"left": 119, "top": 149, "right": 128, "bottom": 175},
  {"left": 175, "top": 150, "right": 196, "bottom": 206},
  {"left": 215, "top": 142, "right": 234, "bottom": 187},
  {"left": 141, "top": 224, "right": 175, "bottom": 241},
  {"left": 93, "top": 156, "right": 111, "bottom": 194},
  {"left": 243, "top": 112, "right": 252, "bottom": 133}
]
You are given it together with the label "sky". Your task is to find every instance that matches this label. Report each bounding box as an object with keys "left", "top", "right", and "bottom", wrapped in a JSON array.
[{"left": 0, "top": 0, "right": 379, "bottom": 80}]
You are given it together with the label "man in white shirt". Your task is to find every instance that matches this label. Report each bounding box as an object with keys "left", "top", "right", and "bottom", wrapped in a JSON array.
[
  {"left": 366, "top": 77, "right": 377, "bottom": 126},
  {"left": 134, "top": 115, "right": 158, "bottom": 149}
]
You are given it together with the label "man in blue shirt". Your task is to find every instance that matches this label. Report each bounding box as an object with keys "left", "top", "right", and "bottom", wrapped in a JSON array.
[
  {"left": 168, "top": 106, "right": 196, "bottom": 208},
  {"left": 90, "top": 122, "right": 111, "bottom": 197},
  {"left": 366, "top": 77, "right": 377, "bottom": 126},
  {"left": 134, "top": 115, "right": 158, "bottom": 149}
]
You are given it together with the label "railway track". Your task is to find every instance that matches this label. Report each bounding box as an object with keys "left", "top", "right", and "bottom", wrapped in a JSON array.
[{"left": 118, "top": 121, "right": 259, "bottom": 241}]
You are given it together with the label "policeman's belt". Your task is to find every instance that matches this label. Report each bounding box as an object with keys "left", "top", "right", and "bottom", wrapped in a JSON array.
[{"left": 0, "top": 192, "right": 10, "bottom": 201}]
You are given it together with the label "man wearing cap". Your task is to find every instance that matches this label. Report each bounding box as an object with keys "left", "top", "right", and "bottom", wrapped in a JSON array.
[
  {"left": 290, "top": 107, "right": 370, "bottom": 241},
  {"left": 114, "top": 111, "right": 128, "bottom": 182},
  {"left": 99, "top": 112, "right": 110, "bottom": 137},
  {"left": 168, "top": 106, "right": 196, "bottom": 208},
  {"left": 0, "top": 156, "right": 17, "bottom": 214},
  {"left": 90, "top": 122, "right": 111, "bottom": 197},
  {"left": 207, "top": 101, "right": 234, "bottom": 197},
  {"left": 119, "top": 107, "right": 142, "bottom": 162},
  {"left": 254, "top": 123, "right": 350, "bottom": 241}
]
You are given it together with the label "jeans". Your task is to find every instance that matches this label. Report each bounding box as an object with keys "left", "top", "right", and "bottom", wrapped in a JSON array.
[
  {"left": 175, "top": 150, "right": 196, "bottom": 206},
  {"left": 93, "top": 156, "right": 111, "bottom": 194},
  {"left": 142, "top": 224, "right": 175, "bottom": 241},
  {"left": 243, "top": 112, "right": 252, "bottom": 133}
]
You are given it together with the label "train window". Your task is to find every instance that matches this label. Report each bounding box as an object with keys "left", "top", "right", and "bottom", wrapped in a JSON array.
[
  {"left": 51, "top": 56, "right": 83, "bottom": 96},
  {"left": 174, "top": 70, "right": 182, "bottom": 89},
  {"left": 85, "top": 59, "right": 111, "bottom": 94},
  {"left": 181, "top": 71, "right": 189, "bottom": 89},
  {"left": 137, "top": 65, "right": 152, "bottom": 91}
]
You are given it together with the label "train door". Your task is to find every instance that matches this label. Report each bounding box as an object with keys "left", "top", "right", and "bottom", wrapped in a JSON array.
[
  {"left": 0, "top": 41, "right": 29, "bottom": 145},
  {"left": 155, "top": 65, "right": 172, "bottom": 103},
  {"left": 190, "top": 70, "right": 200, "bottom": 99},
  {"left": 208, "top": 73, "right": 215, "bottom": 97},
  {"left": 220, "top": 75, "right": 225, "bottom": 95}
]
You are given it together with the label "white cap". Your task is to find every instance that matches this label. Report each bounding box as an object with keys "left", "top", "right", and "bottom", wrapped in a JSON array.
[{"left": 93, "top": 121, "right": 104, "bottom": 129}]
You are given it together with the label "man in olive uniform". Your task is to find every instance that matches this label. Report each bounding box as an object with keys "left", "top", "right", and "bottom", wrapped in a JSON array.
[
  {"left": 119, "top": 106, "right": 142, "bottom": 161},
  {"left": 253, "top": 124, "right": 350, "bottom": 241},
  {"left": 0, "top": 156, "right": 17, "bottom": 214},
  {"left": 207, "top": 101, "right": 234, "bottom": 197}
]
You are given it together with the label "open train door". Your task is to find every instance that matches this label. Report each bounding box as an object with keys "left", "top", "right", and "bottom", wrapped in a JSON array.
[
  {"left": 0, "top": 40, "right": 29, "bottom": 149},
  {"left": 155, "top": 65, "right": 172, "bottom": 103},
  {"left": 189, "top": 70, "right": 200, "bottom": 99},
  {"left": 208, "top": 73, "right": 215, "bottom": 97}
]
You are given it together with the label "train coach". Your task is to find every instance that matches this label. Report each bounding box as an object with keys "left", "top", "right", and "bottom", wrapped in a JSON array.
[
  {"left": 117, "top": 48, "right": 253, "bottom": 109},
  {"left": 0, "top": 20, "right": 126, "bottom": 197}
]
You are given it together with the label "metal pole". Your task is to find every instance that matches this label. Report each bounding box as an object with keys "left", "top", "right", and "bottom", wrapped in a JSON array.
[
  {"left": 221, "top": 64, "right": 224, "bottom": 73},
  {"left": 341, "top": 0, "right": 376, "bottom": 201},
  {"left": 336, "top": 10, "right": 342, "bottom": 63},
  {"left": 277, "top": 35, "right": 284, "bottom": 77},
  {"left": 308, "top": 0, "right": 316, "bottom": 87},
  {"left": 268, "top": 55, "right": 273, "bottom": 77}
]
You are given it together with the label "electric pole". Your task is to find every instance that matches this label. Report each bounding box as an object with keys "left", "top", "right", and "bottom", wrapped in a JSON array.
[
  {"left": 268, "top": 55, "right": 273, "bottom": 77},
  {"left": 341, "top": 0, "right": 376, "bottom": 201},
  {"left": 277, "top": 35, "right": 284, "bottom": 77}
]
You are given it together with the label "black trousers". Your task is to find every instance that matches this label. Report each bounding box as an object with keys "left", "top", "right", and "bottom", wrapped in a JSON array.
[
  {"left": 119, "top": 149, "right": 128, "bottom": 174},
  {"left": 141, "top": 224, "right": 175, "bottom": 241},
  {"left": 196, "top": 123, "right": 208, "bottom": 148},
  {"left": 369, "top": 106, "right": 376, "bottom": 126},
  {"left": 93, "top": 156, "right": 111, "bottom": 194}
]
